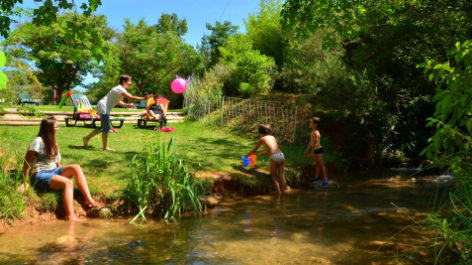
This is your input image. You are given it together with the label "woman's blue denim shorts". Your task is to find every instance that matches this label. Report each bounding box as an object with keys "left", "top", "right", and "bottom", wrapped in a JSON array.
[
  {"left": 99, "top": 113, "right": 111, "bottom": 133},
  {"left": 30, "top": 167, "right": 63, "bottom": 191}
]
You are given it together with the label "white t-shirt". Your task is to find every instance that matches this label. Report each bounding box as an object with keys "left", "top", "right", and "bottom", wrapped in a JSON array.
[
  {"left": 96, "top": 85, "right": 127, "bottom": 114},
  {"left": 28, "top": 137, "right": 61, "bottom": 174}
]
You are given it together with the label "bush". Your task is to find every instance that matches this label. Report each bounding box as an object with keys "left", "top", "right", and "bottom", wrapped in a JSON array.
[
  {"left": 0, "top": 134, "right": 29, "bottom": 223},
  {"left": 125, "top": 137, "right": 210, "bottom": 222}
]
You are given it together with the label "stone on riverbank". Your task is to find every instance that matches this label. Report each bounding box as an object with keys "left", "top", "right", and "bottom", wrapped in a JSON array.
[{"left": 202, "top": 196, "right": 220, "bottom": 208}]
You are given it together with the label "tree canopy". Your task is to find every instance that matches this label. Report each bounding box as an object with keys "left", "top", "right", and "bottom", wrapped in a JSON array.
[
  {"left": 155, "top": 13, "right": 188, "bottom": 37},
  {"left": 1, "top": 0, "right": 102, "bottom": 39},
  {"left": 199, "top": 21, "right": 239, "bottom": 69},
  {"left": 4, "top": 12, "right": 113, "bottom": 102},
  {"left": 114, "top": 19, "right": 202, "bottom": 97}
]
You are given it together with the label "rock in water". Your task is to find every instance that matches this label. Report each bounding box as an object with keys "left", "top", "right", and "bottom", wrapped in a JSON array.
[
  {"left": 55, "top": 235, "right": 75, "bottom": 245},
  {"left": 98, "top": 206, "right": 115, "bottom": 219}
]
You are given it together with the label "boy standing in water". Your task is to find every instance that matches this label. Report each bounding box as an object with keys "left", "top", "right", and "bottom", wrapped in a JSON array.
[
  {"left": 245, "top": 124, "right": 286, "bottom": 194},
  {"left": 305, "top": 117, "right": 328, "bottom": 185}
]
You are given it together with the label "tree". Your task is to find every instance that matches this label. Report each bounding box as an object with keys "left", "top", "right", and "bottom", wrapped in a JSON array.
[
  {"left": 1, "top": 0, "right": 102, "bottom": 39},
  {"left": 117, "top": 19, "right": 203, "bottom": 98},
  {"left": 279, "top": 0, "right": 472, "bottom": 157},
  {"left": 245, "top": 0, "right": 286, "bottom": 67},
  {"left": 219, "top": 34, "right": 276, "bottom": 97},
  {"left": 199, "top": 21, "right": 239, "bottom": 69},
  {"left": 155, "top": 13, "right": 187, "bottom": 37},
  {"left": 281, "top": 31, "right": 344, "bottom": 96},
  {"left": 5, "top": 12, "right": 114, "bottom": 103}
]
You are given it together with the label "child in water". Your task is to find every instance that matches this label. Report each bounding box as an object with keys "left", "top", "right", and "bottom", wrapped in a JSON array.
[
  {"left": 305, "top": 117, "right": 328, "bottom": 185},
  {"left": 245, "top": 124, "right": 286, "bottom": 194}
]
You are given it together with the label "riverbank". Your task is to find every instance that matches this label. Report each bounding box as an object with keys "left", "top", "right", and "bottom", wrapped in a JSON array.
[{"left": 0, "top": 120, "right": 318, "bottom": 230}]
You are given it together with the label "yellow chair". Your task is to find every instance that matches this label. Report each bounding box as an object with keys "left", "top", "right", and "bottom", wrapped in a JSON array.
[{"left": 137, "top": 97, "right": 169, "bottom": 128}]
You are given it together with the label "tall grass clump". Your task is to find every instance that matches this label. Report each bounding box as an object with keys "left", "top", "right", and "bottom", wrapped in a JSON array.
[
  {"left": 125, "top": 137, "right": 210, "bottom": 222},
  {"left": 0, "top": 134, "right": 29, "bottom": 224}
]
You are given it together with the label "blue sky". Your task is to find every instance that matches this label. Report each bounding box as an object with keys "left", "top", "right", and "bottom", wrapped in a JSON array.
[{"left": 17, "top": 0, "right": 261, "bottom": 89}]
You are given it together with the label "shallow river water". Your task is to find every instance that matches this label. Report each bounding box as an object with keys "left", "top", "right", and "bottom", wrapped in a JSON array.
[{"left": 0, "top": 170, "right": 452, "bottom": 264}]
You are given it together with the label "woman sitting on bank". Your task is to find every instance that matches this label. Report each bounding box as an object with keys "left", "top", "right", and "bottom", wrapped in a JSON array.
[
  {"left": 146, "top": 94, "right": 167, "bottom": 128},
  {"left": 23, "top": 117, "right": 98, "bottom": 221}
]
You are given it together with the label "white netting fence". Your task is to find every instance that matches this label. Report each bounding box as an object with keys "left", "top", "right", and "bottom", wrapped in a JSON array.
[{"left": 184, "top": 93, "right": 312, "bottom": 144}]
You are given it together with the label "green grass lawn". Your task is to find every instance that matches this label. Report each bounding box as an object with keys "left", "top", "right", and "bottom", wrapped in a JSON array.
[{"left": 1, "top": 121, "right": 315, "bottom": 200}]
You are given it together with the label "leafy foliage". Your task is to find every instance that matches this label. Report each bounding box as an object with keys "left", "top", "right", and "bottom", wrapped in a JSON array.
[
  {"left": 116, "top": 19, "right": 203, "bottom": 98},
  {"left": 414, "top": 40, "right": 472, "bottom": 263},
  {"left": 155, "top": 13, "right": 188, "bottom": 37},
  {"left": 421, "top": 40, "right": 472, "bottom": 171},
  {"left": 4, "top": 12, "right": 113, "bottom": 102},
  {"left": 0, "top": 0, "right": 102, "bottom": 39},
  {"left": 245, "top": 0, "right": 286, "bottom": 67},
  {"left": 199, "top": 21, "right": 239, "bottom": 69},
  {"left": 219, "top": 34, "right": 276, "bottom": 97}
]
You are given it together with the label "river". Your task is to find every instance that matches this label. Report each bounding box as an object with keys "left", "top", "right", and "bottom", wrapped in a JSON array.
[{"left": 0, "top": 170, "right": 452, "bottom": 264}]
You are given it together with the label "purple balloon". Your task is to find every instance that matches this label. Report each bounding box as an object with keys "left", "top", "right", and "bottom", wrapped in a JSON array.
[{"left": 171, "top": 78, "right": 187, "bottom": 94}]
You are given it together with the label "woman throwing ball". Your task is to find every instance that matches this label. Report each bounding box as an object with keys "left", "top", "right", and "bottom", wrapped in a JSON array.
[{"left": 83, "top": 75, "right": 152, "bottom": 152}]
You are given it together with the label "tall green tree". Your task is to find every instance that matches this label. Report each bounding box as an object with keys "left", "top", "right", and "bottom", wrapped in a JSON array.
[
  {"left": 117, "top": 19, "right": 203, "bottom": 98},
  {"left": 155, "top": 13, "right": 187, "bottom": 37},
  {"left": 219, "top": 34, "right": 276, "bottom": 97},
  {"left": 199, "top": 21, "right": 239, "bottom": 69},
  {"left": 5, "top": 12, "right": 113, "bottom": 103},
  {"left": 245, "top": 0, "right": 286, "bottom": 67}
]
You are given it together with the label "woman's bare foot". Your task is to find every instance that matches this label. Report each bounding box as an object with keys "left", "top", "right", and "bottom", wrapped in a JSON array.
[
  {"left": 84, "top": 200, "right": 99, "bottom": 208},
  {"left": 103, "top": 148, "right": 115, "bottom": 152},
  {"left": 83, "top": 137, "right": 89, "bottom": 149}
]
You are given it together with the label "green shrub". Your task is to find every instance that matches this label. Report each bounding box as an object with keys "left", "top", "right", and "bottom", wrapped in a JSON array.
[
  {"left": 0, "top": 136, "right": 29, "bottom": 223},
  {"left": 125, "top": 137, "right": 210, "bottom": 222}
]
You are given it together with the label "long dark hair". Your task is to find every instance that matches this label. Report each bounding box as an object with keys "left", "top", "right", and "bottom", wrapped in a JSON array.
[
  {"left": 38, "top": 117, "right": 59, "bottom": 160},
  {"left": 119, "top": 75, "right": 132, "bottom": 86}
]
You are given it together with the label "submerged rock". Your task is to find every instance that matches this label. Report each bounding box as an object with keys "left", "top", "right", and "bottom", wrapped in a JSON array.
[{"left": 55, "top": 235, "right": 75, "bottom": 245}]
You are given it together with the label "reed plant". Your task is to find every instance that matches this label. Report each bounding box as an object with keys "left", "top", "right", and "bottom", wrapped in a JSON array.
[
  {"left": 125, "top": 137, "right": 209, "bottom": 222},
  {"left": 0, "top": 134, "right": 30, "bottom": 224}
]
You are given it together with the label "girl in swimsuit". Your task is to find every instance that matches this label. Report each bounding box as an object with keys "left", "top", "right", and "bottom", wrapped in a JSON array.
[{"left": 245, "top": 124, "right": 286, "bottom": 194}]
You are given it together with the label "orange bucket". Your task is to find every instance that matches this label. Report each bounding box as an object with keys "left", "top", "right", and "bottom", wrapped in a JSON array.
[{"left": 248, "top": 155, "right": 257, "bottom": 166}]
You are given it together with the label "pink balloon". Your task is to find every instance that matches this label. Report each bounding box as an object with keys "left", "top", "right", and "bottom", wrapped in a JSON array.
[{"left": 171, "top": 78, "right": 187, "bottom": 94}]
